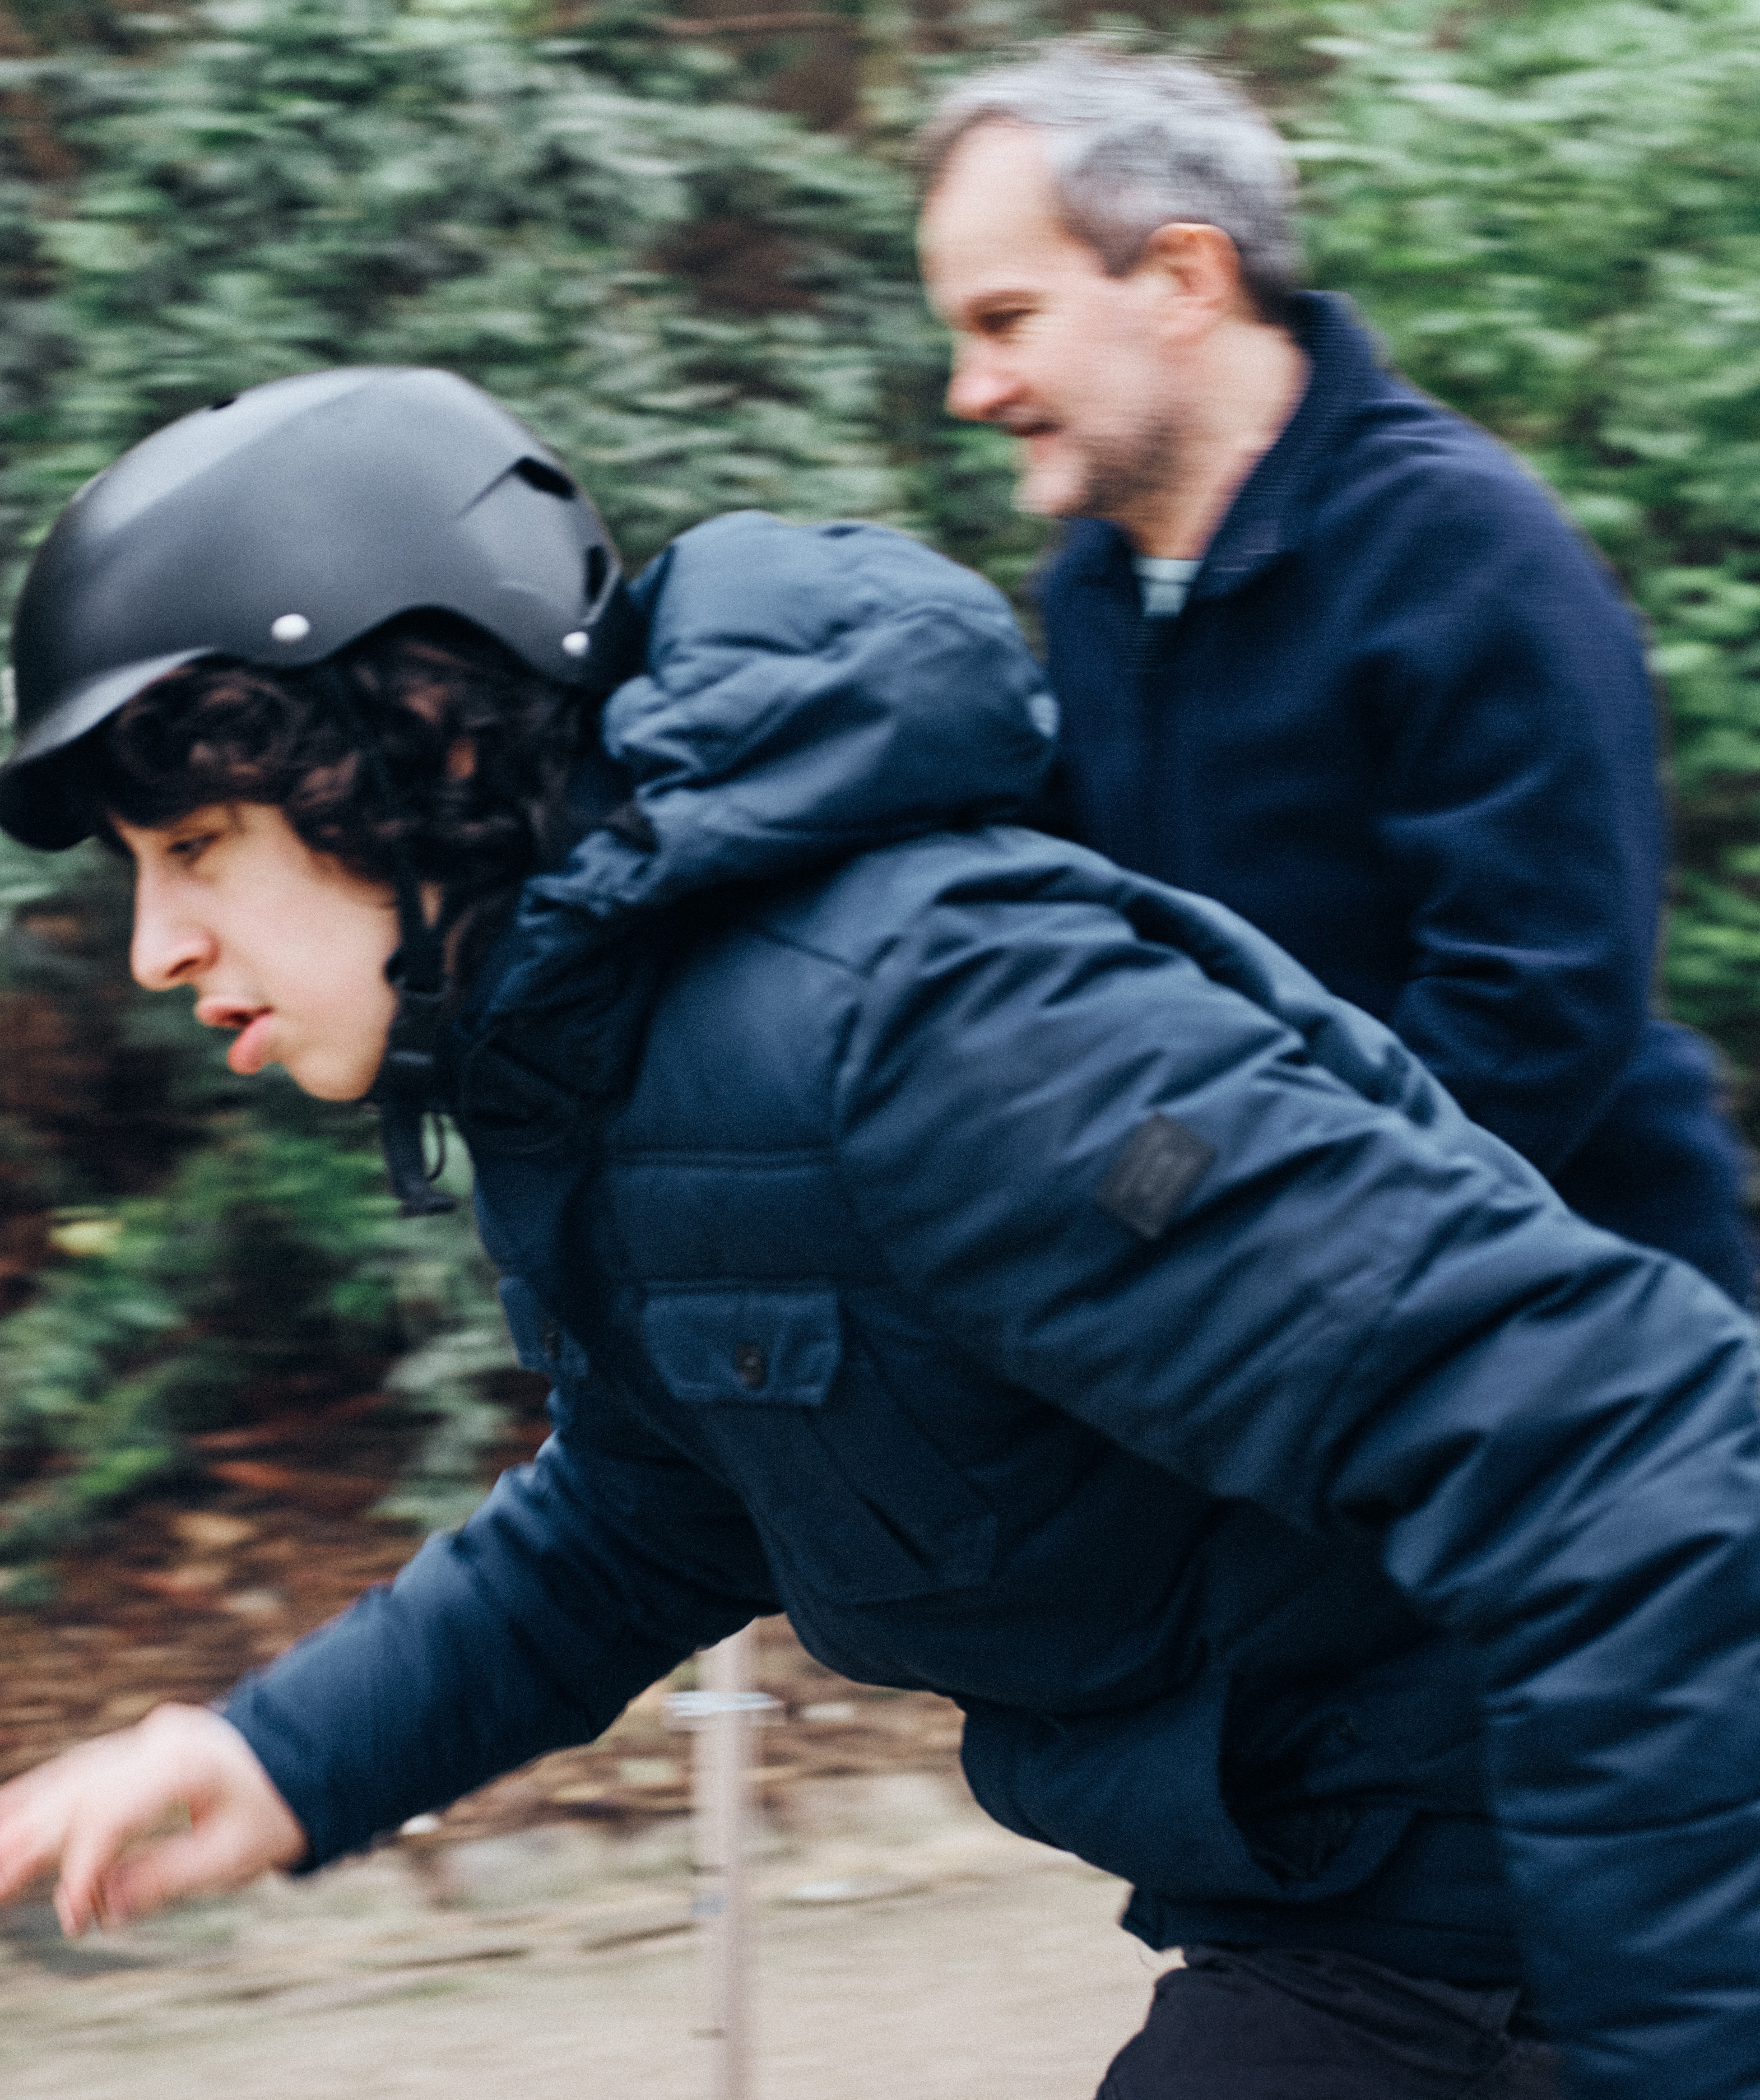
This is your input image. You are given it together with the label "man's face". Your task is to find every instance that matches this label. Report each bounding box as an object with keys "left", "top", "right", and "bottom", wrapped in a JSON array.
[
  {"left": 918, "top": 121, "right": 1181, "bottom": 527},
  {"left": 117, "top": 801, "right": 399, "bottom": 1101}
]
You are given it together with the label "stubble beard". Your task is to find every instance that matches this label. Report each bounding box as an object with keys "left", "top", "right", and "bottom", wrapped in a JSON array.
[{"left": 1016, "top": 410, "right": 1184, "bottom": 533}]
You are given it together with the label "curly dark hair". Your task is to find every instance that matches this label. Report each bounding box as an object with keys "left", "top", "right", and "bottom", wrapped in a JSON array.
[{"left": 82, "top": 613, "right": 601, "bottom": 985}]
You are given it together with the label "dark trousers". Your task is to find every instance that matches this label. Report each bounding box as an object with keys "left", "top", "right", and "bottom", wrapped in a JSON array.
[{"left": 1098, "top": 1946, "right": 1562, "bottom": 2100}]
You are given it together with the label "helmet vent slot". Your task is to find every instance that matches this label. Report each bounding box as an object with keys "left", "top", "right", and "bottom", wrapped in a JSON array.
[
  {"left": 514, "top": 456, "right": 575, "bottom": 498},
  {"left": 584, "top": 545, "right": 609, "bottom": 606}
]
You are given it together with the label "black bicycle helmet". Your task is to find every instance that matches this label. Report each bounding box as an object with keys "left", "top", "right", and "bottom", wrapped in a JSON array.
[{"left": 0, "top": 364, "right": 639, "bottom": 850}]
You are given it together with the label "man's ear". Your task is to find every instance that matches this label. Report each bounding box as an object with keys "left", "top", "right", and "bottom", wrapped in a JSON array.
[{"left": 1138, "top": 221, "right": 1251, "bottom": 330}]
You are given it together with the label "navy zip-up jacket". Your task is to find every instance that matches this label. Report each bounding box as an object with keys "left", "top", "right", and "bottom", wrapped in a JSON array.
[
  {"left": 223, "top": 515, "right": 1760, "bottom": 2100},
  {"left": 1038, "top": 292, "right": 1751, "bottom": 1301}
]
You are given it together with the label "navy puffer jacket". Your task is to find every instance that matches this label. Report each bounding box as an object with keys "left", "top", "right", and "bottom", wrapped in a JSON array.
[{"left": 229, "top": 515, "right": 1760, "bottom": 2100}]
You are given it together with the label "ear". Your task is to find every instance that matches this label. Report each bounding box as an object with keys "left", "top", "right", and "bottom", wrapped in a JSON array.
[{"left": 1137, "top": 222, "right": 1251, "bottom": 330}]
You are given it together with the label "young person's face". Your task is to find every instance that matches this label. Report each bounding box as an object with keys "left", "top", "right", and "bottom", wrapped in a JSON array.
[{"left": 116, "top": 802, "right": 400, "bottom": 1101}]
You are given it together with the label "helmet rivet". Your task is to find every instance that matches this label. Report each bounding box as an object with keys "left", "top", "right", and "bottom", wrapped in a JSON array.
[
  {"left": 561, "top": 630, "right": 591, "bottom": 659},
  {"left": 270, "top": 613, "right": 312, "bottom": 645}
]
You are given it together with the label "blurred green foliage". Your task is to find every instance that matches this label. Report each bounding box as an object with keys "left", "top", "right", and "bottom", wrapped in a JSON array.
[
  {"left": 0, "top": 0, "right": 1758, "bottom": 1580},
  {"left": 0, "top": 1118, "right": 513, "bottom": 1573},
  {"left": 1286, "top": 0, "right": 1760, "bottom": 1087},
  {"left": 0, "top": 0, "right": 983, "bottom": 587}
]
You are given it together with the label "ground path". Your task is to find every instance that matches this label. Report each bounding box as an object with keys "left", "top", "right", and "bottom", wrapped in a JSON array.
[{"left": 0, "top": 1771, "right": 1173, "bottom": 2098}]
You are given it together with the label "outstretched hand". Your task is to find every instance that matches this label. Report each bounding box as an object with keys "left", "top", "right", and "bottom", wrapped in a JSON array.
[{"left": 0, "top": 1702, "right": 308, "bottom": 1935}]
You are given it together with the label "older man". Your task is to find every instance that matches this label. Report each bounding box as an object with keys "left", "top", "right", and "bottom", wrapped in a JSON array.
[{"left": 917, "top": 45, "right": 1751, "bottom": 1304}]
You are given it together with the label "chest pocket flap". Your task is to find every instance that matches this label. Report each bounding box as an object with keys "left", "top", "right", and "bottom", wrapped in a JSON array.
[
  {"left": 641, "top": 1287, "right": 996, "bottom": 1605},
  {"left": 642, "top": 1290, "right": 842, "bottom": 1406}
]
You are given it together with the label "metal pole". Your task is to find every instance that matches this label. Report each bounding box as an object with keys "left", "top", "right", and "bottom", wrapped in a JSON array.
[
  {"left": 668, "top": 1629, "right": 777, "bottom": 2100},
  {"left": 701, "top": 1626, "right": 751, "bottom": 2100}
]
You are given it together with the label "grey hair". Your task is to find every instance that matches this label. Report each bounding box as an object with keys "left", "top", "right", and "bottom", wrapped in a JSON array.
[{"left": 916, "top": 44, "right": 1300, "bottom": 321}]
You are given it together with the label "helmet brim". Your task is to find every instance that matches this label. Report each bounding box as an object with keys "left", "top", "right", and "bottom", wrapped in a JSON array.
[{"left": 0, "top": 647, "right": 211, "bottom": 849}]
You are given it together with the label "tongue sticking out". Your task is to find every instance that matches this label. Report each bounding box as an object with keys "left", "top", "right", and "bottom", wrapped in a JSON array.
[{"left": 228, "top": 1011, "right": 276, "bottom": 1076}]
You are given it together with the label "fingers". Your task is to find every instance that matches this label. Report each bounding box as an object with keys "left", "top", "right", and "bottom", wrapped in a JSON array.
[
  {"left": 0, "top": 1758, "right": 81, "bottom": 1908},
  {"left": 92, "top": 1818, "right": 272, "bottom": 1927},
  {"left": 52, "top": 1744, "right": 204, "bottom": 1935},
  {"left": 84, "top": 1732, "right": 307, "bottom": 1928},
  {"left": 0, "top": 1704, "right": 307, "bottom": 1936},
  {"left": 0, "top": 1728, "right": 149, "bottom": 1911}
]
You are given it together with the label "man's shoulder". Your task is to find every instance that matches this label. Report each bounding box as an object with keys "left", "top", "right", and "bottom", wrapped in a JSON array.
[
  {"left": 1260, "top": 295, "right": 1614, "bottom": 586},
  {"left": 1318, "top": 388, "right": 1582, "bottom": 547},
  {"left": 1299, "top": 297, "right": 1549, "bottom": 506}
]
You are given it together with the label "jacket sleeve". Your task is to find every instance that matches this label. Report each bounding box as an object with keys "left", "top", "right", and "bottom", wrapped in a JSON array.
[
  {"left": 1359, "top": 461, "right": 1664, "bottom": 1170},
  {"left": 224, "top": 1419, "right": 778, "bottom": 1868},
  {"left": 828, "top": 876, "right": 1760, "bottom": 2100}
]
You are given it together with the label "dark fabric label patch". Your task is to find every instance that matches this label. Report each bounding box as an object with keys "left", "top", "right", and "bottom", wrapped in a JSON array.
[{"left": 1094, "top": 1114, "right": 1216, "bottom": 1240}]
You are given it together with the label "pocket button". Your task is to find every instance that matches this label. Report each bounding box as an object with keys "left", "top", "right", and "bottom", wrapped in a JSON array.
[{"left": 734, "top": 1342, "right": 768, "bottom": 1392}]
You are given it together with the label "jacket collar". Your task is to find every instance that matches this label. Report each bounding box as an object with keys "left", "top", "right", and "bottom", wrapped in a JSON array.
[{"left": 1046, "top": 291, "right": 1400, "bottom": 604}]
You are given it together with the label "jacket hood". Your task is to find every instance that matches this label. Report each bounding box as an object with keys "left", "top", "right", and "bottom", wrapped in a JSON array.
[{"left": 468, "top": 511, "right": 1057, "bottom": 1027}]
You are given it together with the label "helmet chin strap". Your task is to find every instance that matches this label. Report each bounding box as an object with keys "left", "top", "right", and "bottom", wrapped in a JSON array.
[
  {"left": 371, "top": 890, "right": 457, "bottom": 1218},
  {"left": 317, "top": 664, "right": 457, "bottom": 1217}
]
